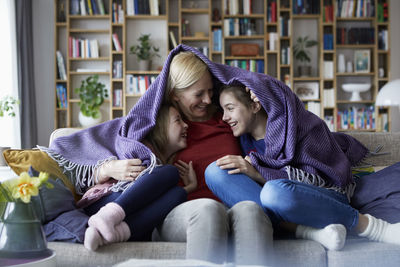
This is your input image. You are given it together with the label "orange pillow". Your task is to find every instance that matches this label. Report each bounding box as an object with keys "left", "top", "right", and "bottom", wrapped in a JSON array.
[{"left": 3, "top": 149, "right": 79, "bottom": 201}]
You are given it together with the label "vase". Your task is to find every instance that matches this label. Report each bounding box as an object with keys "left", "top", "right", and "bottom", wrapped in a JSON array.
[
  {"left": 338, "top": 54, "right": 346, "bottom": 73},
  {"left": 78, "top": 111, "right": 102, "bottom": 128},
  {"left": 138, "top": 60, "right": 151, "bottom": 71},
  {"left": 0, "top": 202, "right": 52, "bottom": 258}
]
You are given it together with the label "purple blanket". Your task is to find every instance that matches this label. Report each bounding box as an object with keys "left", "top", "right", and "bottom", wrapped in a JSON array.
[{"left": 43, "top": 44, "right": 367, "bottom": 193}]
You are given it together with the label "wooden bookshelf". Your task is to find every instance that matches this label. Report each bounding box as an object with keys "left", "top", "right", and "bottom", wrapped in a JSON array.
[{"left": 54, "top": 0, "right": 391, "bottom": 132}]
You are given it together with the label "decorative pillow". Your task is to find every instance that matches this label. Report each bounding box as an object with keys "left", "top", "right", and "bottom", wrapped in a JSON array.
[{"left": 2, "top": 148, "right": 79, "bottom": 200}]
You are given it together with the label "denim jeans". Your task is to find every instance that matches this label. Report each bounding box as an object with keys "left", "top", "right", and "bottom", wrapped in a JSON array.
[{"left": 205, "top": 161, "right": 359, "bottom": 231}]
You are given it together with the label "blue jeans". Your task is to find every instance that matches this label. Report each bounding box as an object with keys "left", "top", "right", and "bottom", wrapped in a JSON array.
[{"left": 205, "top": 161, "right": 359, "bottom": 230}]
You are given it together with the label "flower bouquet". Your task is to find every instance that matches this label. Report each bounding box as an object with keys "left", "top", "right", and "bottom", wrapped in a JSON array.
[{"left": 0, "top": 171, "right": 54, "bottom": 259}]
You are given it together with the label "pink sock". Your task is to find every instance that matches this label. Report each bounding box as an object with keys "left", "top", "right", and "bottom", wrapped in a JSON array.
[
  {"left": 84, "top": 227, "right": 106, "bottom": 251},
  {"left": 88, "top": 202, "right": 126, "bottom": 242}
]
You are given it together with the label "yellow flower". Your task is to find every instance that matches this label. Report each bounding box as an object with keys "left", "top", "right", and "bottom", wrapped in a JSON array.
[{"left": 10, "top": 172, "right": 41, "bottom": 203}]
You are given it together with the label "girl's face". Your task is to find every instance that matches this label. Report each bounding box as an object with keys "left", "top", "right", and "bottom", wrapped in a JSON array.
[
  {"left": 220, "top": 91, "right": 257, "bottom": 137},
  {"left": 173, "top": 71, "right": 214, "bottom": 122},
  {"left": 166, "top": 106, "right": 188, "bottom": 155}
]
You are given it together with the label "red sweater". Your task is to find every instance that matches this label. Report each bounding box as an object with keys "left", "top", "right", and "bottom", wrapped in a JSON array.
[{"left": 176, "top": 112, "right": 242, "bottom": 201}]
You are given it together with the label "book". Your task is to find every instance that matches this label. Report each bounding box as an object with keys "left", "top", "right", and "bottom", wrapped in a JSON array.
[
  {"left": 112, "top": 33, "right": 123, "bottom": 51},
  {"left": 169, "top": 31, "right": 177, "bottom": 48},
  {"left": 56, "top": 51, "right": 67, "bottom": 80}
]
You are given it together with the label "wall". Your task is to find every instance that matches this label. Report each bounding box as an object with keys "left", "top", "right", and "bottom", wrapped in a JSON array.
[{"left": 33, "top": 1, "right": 400, "bottom": 146}]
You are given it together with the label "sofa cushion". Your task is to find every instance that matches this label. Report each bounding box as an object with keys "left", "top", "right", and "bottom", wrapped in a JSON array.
[
  {"left": 327, "top": 238, "right": 400, "bottom": 267},
  {"left": 3, "top": 148, "right": 78, "bottom": 200},
  {"left": 273, "top": 239, "right": 327, "bottom": 267}
]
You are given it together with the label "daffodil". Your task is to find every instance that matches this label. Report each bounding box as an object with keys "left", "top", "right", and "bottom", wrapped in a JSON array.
[{"left": 0, "top": 171, "right": 51, "bottom": 204}]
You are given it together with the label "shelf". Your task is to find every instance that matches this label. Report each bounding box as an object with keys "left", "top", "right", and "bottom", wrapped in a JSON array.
[
  {"left": 69, "top": 57, "right": 110, "bottom": 61},
  {"left": 56, "top": 22, "right": 67, "bottom": 26},
  {"left": 336, "top": 17, "right": 374, "bottom": 21},
  {"left": 225, "top": 34, "right": 265, "bottom": 39},
  {"left": 336, "top": 44, "right": 375, "bottom": 49},
  {"left": 125, "top": 15, "right": 168, "bottom": 20},
  {"left": 181, "top": 36, "right": 209, "bottom": 41},
  {"left": 69, "top": 15, "right": 110, "bottom": 19},
  {"left": 336, "top": 72, "right": 375, "bottom": 76},
  {"left": 336, "top": 100, "right": 374, "bottom": 104},
  {"left": 181, "top": 8, "right": 209, "bottom": 14},
  {"left": 224, "top": 14, "right": 265, "bottom": 19},
  {"left": 126, "top": 94, "right": 143, "bottom": 97},
  {"left": 293, "top": 77, "right": 321, "bottom": 81},
  {"left": 69, "top": 71, "right": 110, "bottom": 75},
  {"left": 168, "top": 22, "right": 179, "bottom": 27},
  {"left": 69, "top": 29, "right": 109, "bottom": 33},
  {"left": 126, "top": 70, "right": 160, "bottom": 75},
  {"left": 225, "top": 56, "right": 264, "bottom": 60},
  {"left": 292, "top": 15, "right": 320, "bottom": 19}
]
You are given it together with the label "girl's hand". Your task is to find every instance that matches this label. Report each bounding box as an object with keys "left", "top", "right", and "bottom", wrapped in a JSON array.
[
  {"left": 97, "top": 159, "right": 146, "bottom": 183},
  {"left": 175, "top": 160, "right": 197, "bottom": 193},
  {"left": 216, "top": 155, "right": 265, "bottom": 184}
]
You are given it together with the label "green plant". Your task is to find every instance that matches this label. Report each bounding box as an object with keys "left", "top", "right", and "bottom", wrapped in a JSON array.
[
  {"left": 293, "top": 36, "right": 318, "bottom": 64},
  {"left": 129, "top": 34, "right": 160, "bottom": 61},
  {"left": 75, "top": 75, "right": 108, "bottom": 118},
  {"left": 0, "top": 95, "right": 19, "bottom": 117}
]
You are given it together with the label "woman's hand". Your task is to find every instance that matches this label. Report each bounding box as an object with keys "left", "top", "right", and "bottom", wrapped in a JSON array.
[
  {"left": 245, "top": 87, "right": 260, "bottom": 103},
  {"left": 216, "top": 155, "right": 265, "bottom": 184},
  {"left": 175, "top": 160, "right": 197, "bottom": 193},
  {"left": 97, "top": 159, "right": 146, "bottom": 183}
]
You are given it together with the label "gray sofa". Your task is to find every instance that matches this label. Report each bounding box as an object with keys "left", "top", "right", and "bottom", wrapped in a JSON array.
[{"left": 47, "top": 129, "right": 400, "bottom": 267}]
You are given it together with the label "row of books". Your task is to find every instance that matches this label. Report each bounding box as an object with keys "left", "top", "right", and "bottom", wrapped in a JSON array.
[
  {"left": 225, "top": 0, "right": 252, "bottom": 15},
  {"left": 225, "top": 60, "right": 265, "bottom": 73},
  {"left": 113, "top": 61, "right": 123, "bottom": 79},
  {"left": 223, "top": 18, "right": 257, "bottom": 37},
  {"left": 212, "top": 29, "right": 223, "bottom": 52},
  {"left": 337, "top": 106, "right": 375, "bottom": 130},
  {"left": 126, "top": 75, "right": 156, "bottom": 95},
  {"left": 113, "top": 89, "right": 123, "bottom": 107},
  {"left": 112, "top": 33, "right": 123, "bottom": 51},
  {"left": 377, "top": 1, "right": 388, "bottom": 22},
  {"left": 279, "top": 17, "right": 291, "bottom": 37},
  {"left": 56, "top": 51, "right": 67, "bottom": 80},
  {"left": 281, "top": 46, "right": 290, "bottom": 65},
  {"left": 268, "top": 32, "right": 278, "bottom": 51},
  {"left": 323, "top": 61, "right": 334, "bottom": 79},
  {"left": 305, "top": 101, "right": 321, "bottom": 118},
  {"left": 126, "top": 0, "right": 160, "bottom": 15},
  {"left": 336, "top": 0, "right": 375, "bottom": 18},
  {"left": 56, "top": 84, "right": 68, "bottom": 108},
  {"left": 68, "top": 37, "right": 99, "bottom": 58},
  {"left": 70, "top": 0, "right": 106, "bottom": 15},
  {"left": 322, "top": 4, "right": 334, "bottom": 22},
  {"left": 378, "top": 29, "right": 389, "bottom": 51},
  {"left": 336, "top": 27, "right": 374, "bottom": 45},
  {"left": 324, "top": 115, "right": 335, "bottom": 132},
  {"left": 293, "top": 0, "right": 321, "bottom": 14},
  {"left": 376, "top": 112, "right": 389, "bottom": 132},
  {"left": 323, "top": 88, "right": 335, "bottom": 107},
  {"left": 267, "top": 1, "right": 277, "bottom": 23},
  {"left": 112, "top": 3, "right": 124, "bottom": 23},
  {"left": 323, "top": 34, "right": 334, "bottom": 50}
]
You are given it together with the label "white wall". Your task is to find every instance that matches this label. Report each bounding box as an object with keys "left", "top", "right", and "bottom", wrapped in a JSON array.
[{"left": 32, "top": 1, "right": 400, "bottom": 146}]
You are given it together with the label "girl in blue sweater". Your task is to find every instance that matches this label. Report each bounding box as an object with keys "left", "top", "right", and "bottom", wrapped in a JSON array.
[{"left": 206, "top": 84, "right": 400, "bottom": 250}]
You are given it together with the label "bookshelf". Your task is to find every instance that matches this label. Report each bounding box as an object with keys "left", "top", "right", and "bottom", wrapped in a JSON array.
[{"left": 54, "top": 0, "right": 391, "bottom": 132}]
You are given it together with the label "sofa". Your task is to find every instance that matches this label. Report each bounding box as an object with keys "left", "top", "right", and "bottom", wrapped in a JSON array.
[{"left": 40, "top": 129, "right": 400, "bottom": 266}]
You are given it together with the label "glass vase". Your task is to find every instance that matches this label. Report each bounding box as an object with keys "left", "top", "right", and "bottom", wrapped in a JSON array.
[{"left": 0, "top": 201, "right": 52, "bottom": 258}]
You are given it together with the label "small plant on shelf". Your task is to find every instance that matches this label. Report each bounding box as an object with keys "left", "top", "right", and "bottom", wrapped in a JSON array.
[
  {"left": 129, "top": 34, "right": 160, "bottom": 62},
  {"left": 293, "top": 36, "right": 318, "bottom": 76},
  {"left": 75, "top": 75, "right": 108, "bottom": 121},
  {"left": 0, "top": 95, "right": 19, "bottom": 118}
]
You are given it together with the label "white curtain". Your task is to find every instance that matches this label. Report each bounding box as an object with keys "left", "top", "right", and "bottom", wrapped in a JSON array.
[{"left": 0, "top": 0, "right": 20, "bottom": 148}]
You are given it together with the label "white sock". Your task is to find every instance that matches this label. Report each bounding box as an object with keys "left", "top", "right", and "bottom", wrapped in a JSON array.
[
  {"left": 359, "top": 214, "right": 400, "bottom": 245},
  {"left": 84, "top": 227, "right": 107, "bottom": 251},
  {"left": 295, "top": 224, "right": 346, "bottom": 251}
]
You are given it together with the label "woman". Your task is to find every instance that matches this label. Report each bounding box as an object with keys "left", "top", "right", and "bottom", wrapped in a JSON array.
[
  {"left": 43, "top": 45, "right": 273, "bottom": 265},
  {"left": 206, "top": 84, "right": 400, "bottom": 250}
]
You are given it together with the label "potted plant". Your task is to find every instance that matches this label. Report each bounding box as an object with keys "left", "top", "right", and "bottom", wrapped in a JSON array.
[
  {"left": 129, "top": 34, "right": 160, "bottom": 70},
  {"left": 293, "top": 36, "right": 318, "bottom": 77},
  {"left": 0, "top": 95, "right": 19, "bottom": 166},
  {"left": 75, "top": 75, "right": 108, "bottom": 127}
]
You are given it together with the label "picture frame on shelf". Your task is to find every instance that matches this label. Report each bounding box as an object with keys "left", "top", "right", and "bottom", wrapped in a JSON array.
[
  {"left": 354, "top": 50, "right": 370, "bottom": 73},
  {"left": 294, "top": 82, "right": 319, "bottom": 100}
]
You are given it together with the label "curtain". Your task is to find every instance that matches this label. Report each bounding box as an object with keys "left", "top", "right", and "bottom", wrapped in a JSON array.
[
  {"left": 0, "top": 0, "right": 20, "bottom": 149},
  {"left": 15, "top": 0, "right": 37, "bottom": 149}
]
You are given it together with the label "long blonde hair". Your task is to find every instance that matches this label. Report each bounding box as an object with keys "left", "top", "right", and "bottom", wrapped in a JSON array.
[{"left": 166, "top": 51, "right": 208, "bottom": 103}]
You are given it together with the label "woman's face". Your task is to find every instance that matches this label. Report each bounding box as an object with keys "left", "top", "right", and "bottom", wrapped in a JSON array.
[
  {"left": 220, "top": 91, "right": 256, "bottom": 137},
  {"left": 173, "top": 71, "right": 214, "bottom": 122},
  {"left": 166, "top": 106, "right": 188, "bottom": 155}
]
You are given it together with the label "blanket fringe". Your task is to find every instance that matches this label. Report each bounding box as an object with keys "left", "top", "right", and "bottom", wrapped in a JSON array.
[
  {"left": 38, "top": 146, "right": 116, "bottom": 195},
  {"left": 285, "top": 166, "right": 356, "bottom": 202}
]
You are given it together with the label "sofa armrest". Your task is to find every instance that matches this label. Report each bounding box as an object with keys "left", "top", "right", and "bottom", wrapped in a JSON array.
[
  {"left": 49, "top": 128, "right": 82, "bottom": 146},
  {"left": 346, "top": 132, "right": 400, "bottom": 167}
]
